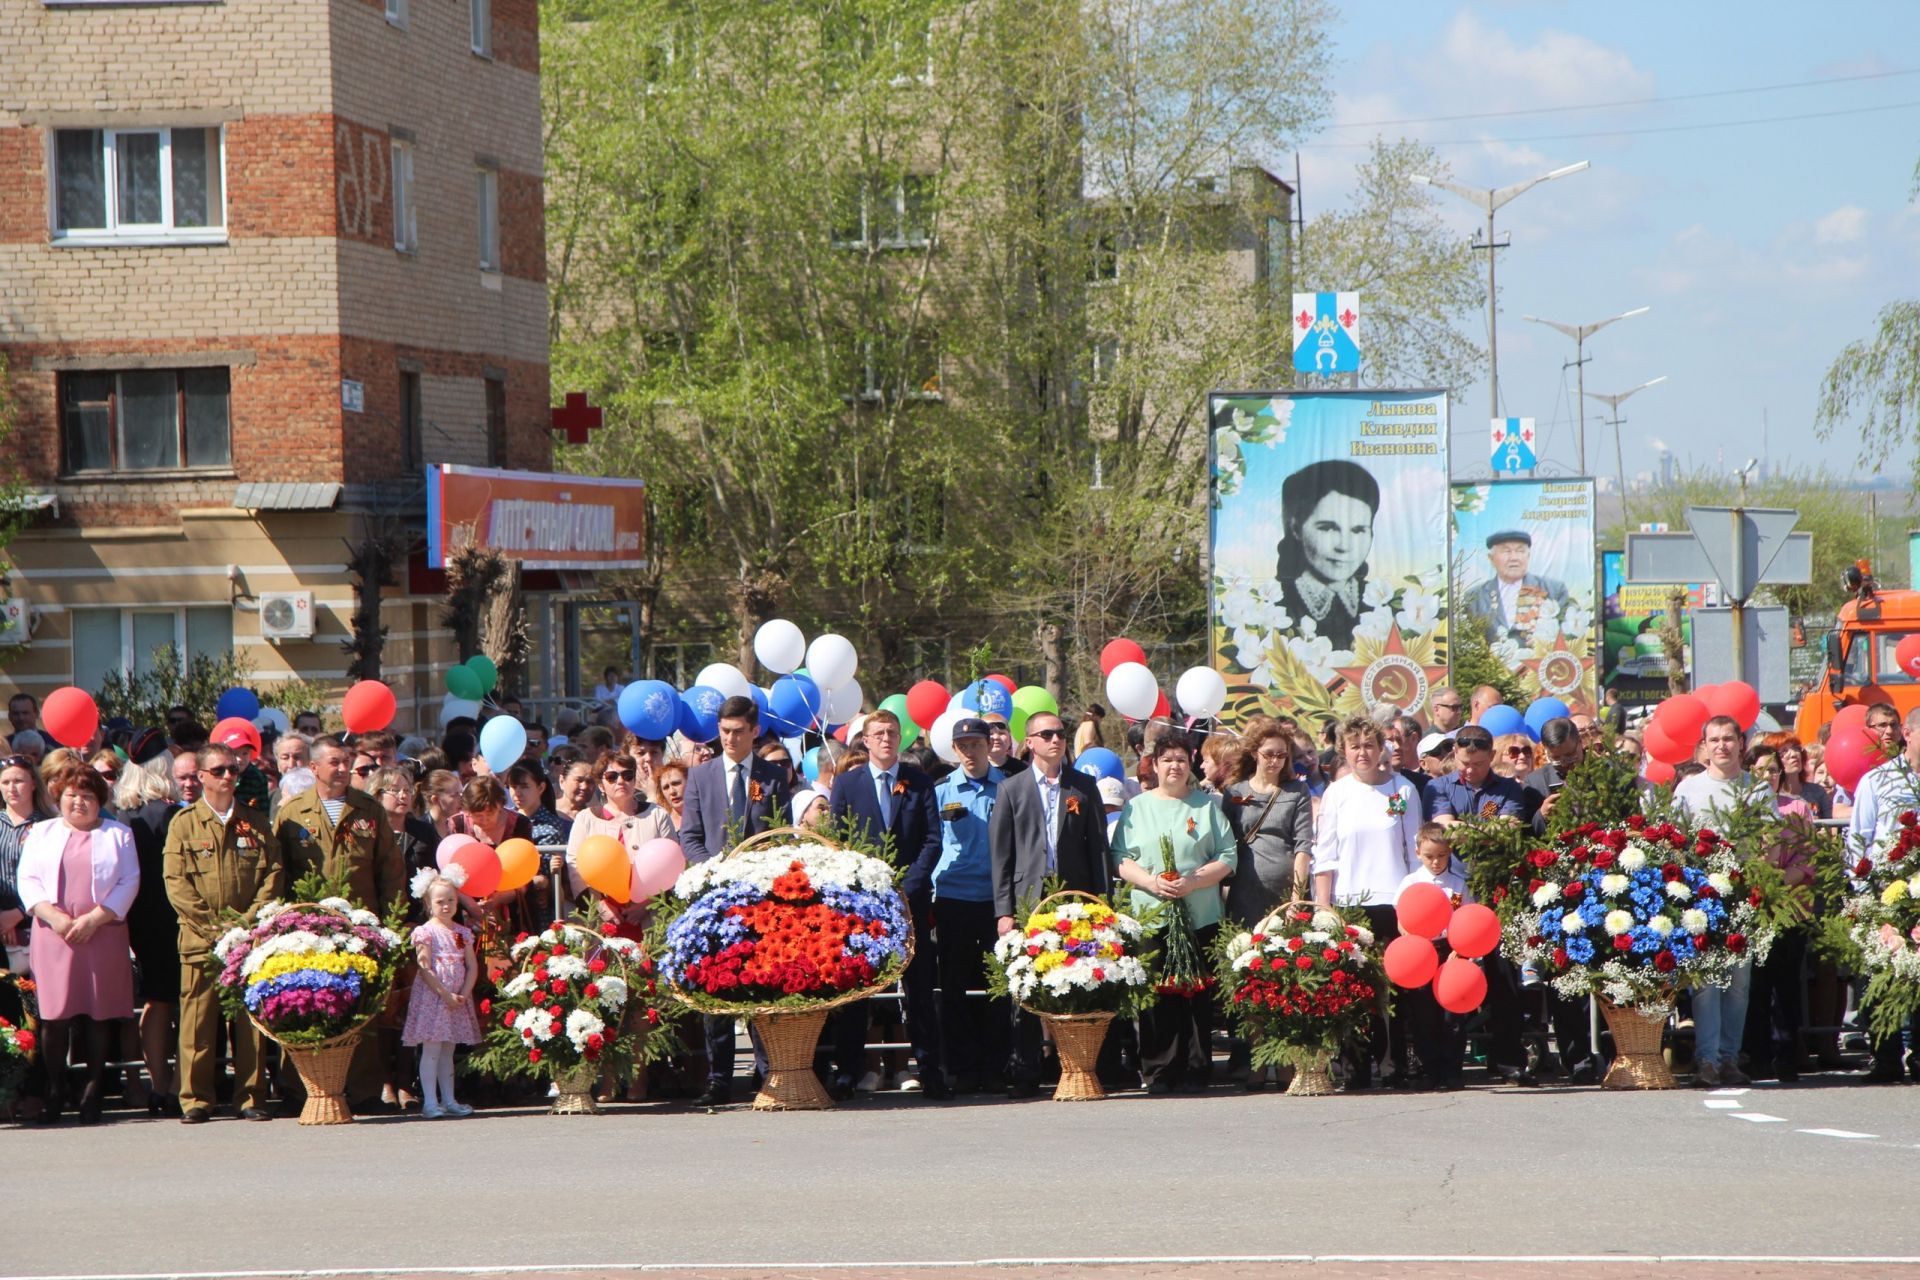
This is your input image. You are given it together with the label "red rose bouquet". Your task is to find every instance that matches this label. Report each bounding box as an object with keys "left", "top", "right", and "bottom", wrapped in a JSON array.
[{"left": 1217, "top": 906, "right": 1382, "bottom": 1071}]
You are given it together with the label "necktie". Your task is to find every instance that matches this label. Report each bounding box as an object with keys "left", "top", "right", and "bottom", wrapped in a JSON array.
[
  {"left": 728, "top": 763, "right": 746, "bottom": 825},
  {"left": 1041, "top": 776, "right": 1059, "bottom": 872},
  {"left": 879, "top": 770, "right": 895, "bottom": 826}
]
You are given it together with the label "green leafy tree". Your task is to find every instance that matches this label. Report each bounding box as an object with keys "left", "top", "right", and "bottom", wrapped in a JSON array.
[{"left": 94, "top": 646, "right": 332, "bottom": 729}]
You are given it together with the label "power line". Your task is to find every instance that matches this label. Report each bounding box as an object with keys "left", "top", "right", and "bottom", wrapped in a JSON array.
[
  {"left": 1327, "top": 65, "right": 1920, "bottom": 129},
  {"left": 1302, "top": 97, "right": 1920, "bottom": 149}
]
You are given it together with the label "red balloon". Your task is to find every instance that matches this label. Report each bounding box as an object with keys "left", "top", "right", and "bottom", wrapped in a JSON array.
[
  {"left": 343, "top": 680, "right": 397, "bottom": 734},
  {"left": 449, "top": 844, "right": 502, "bottom": 899},
  {"left": 1704, "top": 681, "right": 1761, "bottom": 732},
  {"left": 1654, "top": 692, "right": 1710, "bottom": 738},
  {"left": 42, "top": 686, "right": 99, "bottom": 749},
  {"left": 1896, "top": 637, "right": 1920, "bottom": 682},
  {"left": 1396, "top": 881, "right": 1452, "bottom": 939},
  {"left": 1099, "top": 638, "right": 1148, "bottom": 676},
  {"left": 1434, "top": 955, "right": 1488, "bottom": 1014},
  {"left": 905, "top": 680, "right": 949, "bottom": 731},
  {"left": 985, "top": 673, "right": 1016, "bottom": 695},
  {"left": 1826, "top": 727, "right": 1887, "bottom": 794},
  {"left": 211, "top": 716, "right": 262, "bottom": 755},
  {"left": 1832, "top": 703, "right": 1871, "bottom": 737},
  {"left": 1447, "top": 903, "right": 1500, "bottom": 959},
  {"left": 1641, "top": 758, "right": 1676, "bottom": 786},
  {"left": 1151, "top": 690, "right": 1171, "bottom": 721},
  {"left": 1383, "top": 934, "right": 1439, "bottom": 988},
  {"left": 1642, "top": 718, "right": 1695, "bottom": 766}
]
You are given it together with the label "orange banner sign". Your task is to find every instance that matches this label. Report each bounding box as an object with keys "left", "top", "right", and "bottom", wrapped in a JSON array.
[{"left": 428, "top": 465, "right": 647, "bottom": 570}]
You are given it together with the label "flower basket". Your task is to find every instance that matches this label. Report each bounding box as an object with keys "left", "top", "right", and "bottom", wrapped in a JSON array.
[
  {"left": 1036, "top": 1010, "right": 1113, "bottom": 1102},
  {"left": 1844, "top": 807, "right": 1920, "bottom": 1044},
  {"left": 660, "top": 827, "right": 915, "bottom": 1111},
  {"left": 1217, "top": 903, "right": 1382, "bottom": 1088},
  {"left": 265, "top": 1025, "right": 360, "bottom": 1125},
  {"left": 1599, "top": 998, "right": 1675, "bottom": 1091},
  {"left": 552, "top": 1062, "right": 601, "bottom": 1115},
  {"left": 0, "top": 969, "right": 38, "bottom": 1112}
]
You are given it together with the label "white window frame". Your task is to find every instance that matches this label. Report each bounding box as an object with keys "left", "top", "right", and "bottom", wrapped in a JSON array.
[
  {"left": 476, "top": 168, "right": 500, "bottom": 271},
  {"left": 391, "top": 139, "right": 417, "bottom": 252},
  {"left": 50, "top": 125, "right": 227, "bottom": 247},
  {"left": 385, "top": 0, "right": 408, "bottom": 29},
  {"left": 71, "top": 606, "right": 233, "bottom": 690},
  {"left": 469, "top": 0, "right": 492, "bottom": 57},
  {"left": 832, "top": 175, "right": 934, "bottom": 250}
]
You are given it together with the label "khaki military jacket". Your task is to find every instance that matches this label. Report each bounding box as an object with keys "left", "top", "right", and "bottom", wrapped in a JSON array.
[
  {"left": 274, "top": 788, "right": 405, "bottom": 914},
  {"left": 163, "top": 800, "right": 285, "bottom": 958}
]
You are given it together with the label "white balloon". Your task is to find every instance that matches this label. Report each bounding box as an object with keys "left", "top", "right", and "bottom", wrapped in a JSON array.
[
  {"left": 1175, "top": 666, "right": 1228, "bottom": 719},
  {"left": 253, "top": 707, "right": 290, "bottom": 735},
  {"left": 805, "top": 633, "right": 859, "bottom": 691},
  {"left": 440, "top": 695, "right": 483, "bottom": 727},
  {"left": 1105, "top": 661, "right": 1158, "bottom": 720},
  {"left": 947, "top": 692, "right": 969, "bottom": 715},
  {"left": 753, "top": 619, "right": 807, "bottom": 675},
  {"left": 827, "top": 677, "right": 864, "bottom": 724},
  {"left": 929, "top": 707, "right": 966, "bottom": 765},
  {"left": 694, "top": 662, "right": 753, "bottom": 700}
]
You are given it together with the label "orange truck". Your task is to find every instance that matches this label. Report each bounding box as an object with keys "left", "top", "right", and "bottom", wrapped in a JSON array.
[{"left": 1793, "top": 564, "right": 1920, "bottom": 742}]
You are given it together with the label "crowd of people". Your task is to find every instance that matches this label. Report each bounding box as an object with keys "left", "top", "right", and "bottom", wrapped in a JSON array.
[{"left": 0, "top": 678, "right": 1904, "bottom": 1123}]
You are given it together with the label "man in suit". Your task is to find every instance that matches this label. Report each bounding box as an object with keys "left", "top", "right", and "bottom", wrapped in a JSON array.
[
  {"left": 679, "top": 694, "right": 792, "bottom": 1106},
  {"left": 826, "top": 708, "right": 947, "bottom": 1099},
  {"left": 1465, "top": 530, "right": 1569, "bottom": 645},
  {"left": 989, "top": 710, "right": 1112, "bottom": 1097}
]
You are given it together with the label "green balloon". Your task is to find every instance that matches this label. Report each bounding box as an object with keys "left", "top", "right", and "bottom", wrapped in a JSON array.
[
  {"left": 446, "top": 665, "right": 483, "bottom": 701},
  {"left": 1008, "top": 707, "right": 1030, "bottom": 742},
  {"left": 1012, "top": 685, "right": 1058, "bottom": 718},
  {"left": 879, "top": 693, "right": 920, "bottom": 749},
  {"left": 465, "top": 654, "right": 499, "bottom": 695}
]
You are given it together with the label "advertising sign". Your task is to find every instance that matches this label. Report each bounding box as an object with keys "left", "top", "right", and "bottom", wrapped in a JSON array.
[
  {"left": 427, "top": 465, "right": 648, "bottom": 570},
  {"left": 1210, "top": 390, "right": 1450, "bottom": 730},
  {"left": 1600, "top": 550, "right": 1714, "bottom": 708}
]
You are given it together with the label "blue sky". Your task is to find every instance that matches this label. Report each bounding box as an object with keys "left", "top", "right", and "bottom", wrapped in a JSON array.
[{"left": 1301, "top": 3, "right": 1920, "bottom": 489}]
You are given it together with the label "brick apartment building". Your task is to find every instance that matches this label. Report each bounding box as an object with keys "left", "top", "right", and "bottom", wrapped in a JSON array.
[{"left": 0, "top": 0, "right": 558, "bottom": 727}]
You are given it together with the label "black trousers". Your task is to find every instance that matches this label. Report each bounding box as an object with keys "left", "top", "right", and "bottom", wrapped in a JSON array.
[
  {"left": 1403, "top": 980, "right": 1465, "bottom": 1083},
  {"left": 832, "top": 893, "right": 940, "bottom": 1079},
  {"left": 1139, "top": 922, "right": 1221, "bottom": 1088},
  {"left": 935, "top": 897, "right": 1006, "bottom": 1081},
  {"left": 704, "top": 1016, "right": 767, "bottom": 1088},
  {"left": 1744, "top": 927, "right": 1807, "bottom": 1072},
  {"left": 1550, "top": 992, "right": 1597, "bottom": 1072},
  {"left": 1480, "top": 953, "right": 1528, "bottom": 1071}
]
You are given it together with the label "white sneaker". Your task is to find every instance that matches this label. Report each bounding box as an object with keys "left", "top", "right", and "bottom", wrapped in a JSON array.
[
  {"left": 855, "top": 1070, "right": 881, "bottom": 1093},
  {"left": 420, "top": 1103, "right": 447, "bottom": 1118},
  {"left": 547, "top": 1082, "right": 559, "bottom": 1097},
  {"left": 443, "top": 1101, "right": 473, "bottom": 1117},
  {"left": 897, "top": 1071, "right": 922, "bottom": 1093}
]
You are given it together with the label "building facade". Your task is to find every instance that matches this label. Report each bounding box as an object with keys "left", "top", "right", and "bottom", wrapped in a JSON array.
[{"left": 0, "top": 0, "right": 554, "bottom": 728}]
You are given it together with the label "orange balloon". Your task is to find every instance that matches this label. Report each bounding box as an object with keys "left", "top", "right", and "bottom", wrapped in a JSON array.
[
  {"left": 576, "top": 834, "right": 631, "bottom": 903},
  {"left": 495, "top": 838, "right": 540, "bottom": 893}
]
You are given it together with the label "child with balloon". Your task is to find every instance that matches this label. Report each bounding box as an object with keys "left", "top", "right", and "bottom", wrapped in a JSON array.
[{"left": 1394, "top": 825, "right": 1471, "bottom": 1091}]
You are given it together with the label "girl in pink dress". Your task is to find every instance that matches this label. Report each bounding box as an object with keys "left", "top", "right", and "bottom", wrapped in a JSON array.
[{"left": 402, "top": 872, "right": 480, "bottom": 1118}]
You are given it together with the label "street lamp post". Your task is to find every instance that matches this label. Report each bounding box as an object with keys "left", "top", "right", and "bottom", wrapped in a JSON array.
[
  {"left": 1412, "top": 161, "right": 1589, "bottom": 423},
  {"left": 1523, "top": 306, "right": 1650, "bottom": 474},
  {"left": 1585, "top": 376, "right": 1668, "bottom": 524}
]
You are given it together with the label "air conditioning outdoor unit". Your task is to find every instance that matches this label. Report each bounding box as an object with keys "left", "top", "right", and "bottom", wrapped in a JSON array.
[
  {"left": 0, "top": 599, "right": 28, "bottom": 646},
  {"left": 259, "top": 591, "right": 315, "bottom": 641}
]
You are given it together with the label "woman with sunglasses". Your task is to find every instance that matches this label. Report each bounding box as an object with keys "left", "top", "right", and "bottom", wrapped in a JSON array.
[
  {"left": 563, "top": 753, "right": 673, "bottom": 922},
  {"left": 16, "top": 761, "right": 139, "bottom": 1123},
  {"left": 1491, "top": 734, "right": 1536, "bottom": 780}
]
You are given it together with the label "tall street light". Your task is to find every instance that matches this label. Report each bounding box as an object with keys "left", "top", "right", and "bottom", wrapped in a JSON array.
[
  {"left": 1412, "top": 161, "right": 1590, "bottom": 424},
  {"left": 1524, "top": 305, "right": 1650, "bottom": 474},
  {"left": 1586, "top": 376, "right": 1667, "bottom": 524}
]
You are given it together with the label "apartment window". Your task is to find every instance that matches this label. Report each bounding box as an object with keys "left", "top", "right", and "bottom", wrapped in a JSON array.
[
  {"left": 476, "top": 169, "right": 500, "bottom": 270},
  {"left": 485, "top": 375, "right": 507, "bottom": 467},
  {"left": 391, "top": 139, "right": 417, "bottom": 251},
  {"left": 853, "top": 331, "right": 941, "bottom": 402},
  {"left": 73, "top": 607, "right": 232, "bottom": 695},
  {"left": 470, "top": 0, "right": 492, "bottom": 56},
  {"left": 1090, "top": 337, "right": 1119, "bottom": 384},
  {"left": 53, "top": 127, "right": 224, "bottom": 242},
  {"left": 1088, "top": 231, "right": 1120, "bottom": 283},
  {"left": 60, "top": 368, "right": 231, "bottom": 475},
  {"left": 833, "top": 174, "right": 934, "bottom": 249},
  {"left": 385, "top": 0, "right": 407, "bottom": 28},
  {"left": 400, "top": 370, "right": 424, "bottom": 469}
]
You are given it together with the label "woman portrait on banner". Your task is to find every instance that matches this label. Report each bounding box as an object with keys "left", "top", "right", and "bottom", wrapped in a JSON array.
[{"left": 1273, "top": 459, "right": 1378, "bottom": 652}]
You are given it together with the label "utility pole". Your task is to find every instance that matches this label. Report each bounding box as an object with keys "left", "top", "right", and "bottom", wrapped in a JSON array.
[
  {"left": 1413, "top": 161, "right": 1589, "bottom": 422},
  {"left": 1524, "top": 306, "right": 1649, "bottom": 473},
  {"left": 1587, "top": 376, "right": 1667, "bottom": 528}
]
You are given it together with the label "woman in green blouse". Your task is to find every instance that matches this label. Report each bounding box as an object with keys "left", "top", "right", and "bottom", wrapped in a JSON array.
[{"left": 1113, "top": 734, "right": 1237, "bottom": 1093}]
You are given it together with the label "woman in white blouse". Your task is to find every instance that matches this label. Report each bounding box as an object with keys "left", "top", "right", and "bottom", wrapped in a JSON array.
[{"left": 1310, "top": 716, "right": 1419, "bottom": 1090}]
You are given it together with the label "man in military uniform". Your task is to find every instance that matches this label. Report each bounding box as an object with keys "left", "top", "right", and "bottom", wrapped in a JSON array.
[{"left": 164, "top": 743, "right": 284, "bottom": 1123}]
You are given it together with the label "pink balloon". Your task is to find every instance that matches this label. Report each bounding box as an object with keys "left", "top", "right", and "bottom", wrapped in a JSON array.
[
  {"left": 629, "top": 836, "right": 688, "bottom": 901},
  {"left": 436, "top": 832, "right": 480, "bottom": 870}
]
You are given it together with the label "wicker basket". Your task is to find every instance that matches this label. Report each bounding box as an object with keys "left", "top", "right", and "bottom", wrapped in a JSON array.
[
  {"left": 1040, "top": 1011, "right": 1114, "bottom": 1101},
  {"left": 667, "top": 827, "right": 917, "bottom": 1111},
  {"left": 552, "top": 1063, "right": 600, "bottom": 1115},
  {"left": 1599, "top": 997, "right": 1676, "bottom": 1090},
  {"left": 1285, "top": 1052, "right": 1337, "bottom": 1097},
  {"left": 261, "top": 1026, "right": 361, "bottom": 1125}
]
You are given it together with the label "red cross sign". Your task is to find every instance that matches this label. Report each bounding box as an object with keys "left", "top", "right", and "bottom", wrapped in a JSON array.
[{"left": 550, "top": 392, "right": 604, "bottom": 445}]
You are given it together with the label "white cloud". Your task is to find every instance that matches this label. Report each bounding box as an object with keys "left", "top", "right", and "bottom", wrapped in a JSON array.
[
  {"left": 1815, "top": 205, "right": 1869, "bottom": 245},
  {"left": 1430, "top": 11, "right": 1656, "bottom": 111}
]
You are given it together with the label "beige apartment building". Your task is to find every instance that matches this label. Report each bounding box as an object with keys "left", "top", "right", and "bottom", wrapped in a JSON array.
[{"left": 0, "top": 0, "right": 559, "bottom": 727}]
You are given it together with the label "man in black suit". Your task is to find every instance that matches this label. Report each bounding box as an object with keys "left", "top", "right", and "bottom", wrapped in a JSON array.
[
  {"left": 1519, "top": 716, "right": 1601, "bottom": 1083},
  {"left": 678, "top": 694, "right": 793, "bottom": 1106},
  {"left": 989, "top": 710, "right": 1112, "bottom": 1096},
  {"left": 826, "top": 708, "right": 947, "bottom": 1099}
]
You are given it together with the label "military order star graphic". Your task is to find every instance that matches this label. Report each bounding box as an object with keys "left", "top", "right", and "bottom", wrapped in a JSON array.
[{"left": 1330, "top": 626, "right": 1449, "bottom": 711}]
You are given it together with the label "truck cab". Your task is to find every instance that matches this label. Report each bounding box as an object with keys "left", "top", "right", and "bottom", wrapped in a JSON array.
[{"left": 1794, "top": 565, "right": 1920, "bottom": 742}]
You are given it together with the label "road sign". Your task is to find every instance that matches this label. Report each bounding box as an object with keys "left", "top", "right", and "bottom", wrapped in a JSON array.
[
  {"left": 1490, "top": 418, "right": 1536, "bottom": 473},
  {"left": 1292, "top": 292, "right": 1360, "bottom": 374},
  {"left": 1690, "top": 605, "right": 1791, "bottom": 702},
  {"left": 1625, "top": 511, "right": 1810, "bottom": 603}
]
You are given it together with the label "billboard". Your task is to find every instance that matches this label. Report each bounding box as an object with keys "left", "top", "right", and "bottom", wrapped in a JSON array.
[
  {"left": 1209, "top": 390, "right": 1451, "bottom": 730},
  {"left": 1450, "top": 479, "right": 1598, "bottom": 713},
  {"left": 427, "top": 465, "right": 649, "bottom": 570},
  {"left": 1599, "top": 550, "right": 1714, "bottom": 707}
]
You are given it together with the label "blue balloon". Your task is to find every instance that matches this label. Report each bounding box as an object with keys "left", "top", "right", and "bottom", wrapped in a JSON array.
[
  {"left": 1524, "top": 697, "right": 1571, "bottom": 733},
  {"left": 1476, "top": 703, "right": 1531, "bottom": 741},
  {"left": 801, "top": 747, "right": 821, "bottom": 783},
  {"left": 215, "top": 687, "right": 260, "bottom": 722},
  {"left": 478, "top": 715, "right": 528, "bottom": 774},
  {"left": 768, "top": 674, "right": 823, "bottom": 736},
  {"left": 959, "top": 679, "right": 1013, "bottom": 719},
  {"left": 750, "top": 686, "right": 771, "bottom": 719},
  {"left": 618, "top": 679, "right": 680, "bottom": 740},
  {"left": 678, "top": 685, "right": 723, "bottom": 742},
  {"left": 1074, "top": 747, "right": 1125, "bottom": 783}
]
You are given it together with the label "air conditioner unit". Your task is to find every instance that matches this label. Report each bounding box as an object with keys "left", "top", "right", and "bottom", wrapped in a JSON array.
[
  {"left": 259, "top": 591, "right": 314, "bottom": 641},
  {"left": 0, "top": 599, "right": 27, "bottom": 647}
]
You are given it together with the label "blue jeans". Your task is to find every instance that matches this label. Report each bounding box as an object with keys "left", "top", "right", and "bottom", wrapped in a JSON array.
[{"left": 1693, "top": 959, "right": 1754, "bottom": 1066}]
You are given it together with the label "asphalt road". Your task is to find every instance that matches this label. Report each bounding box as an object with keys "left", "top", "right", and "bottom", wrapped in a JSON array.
[{"left": 9, "top": 1077, "right": 1920, "bottom": 1278}]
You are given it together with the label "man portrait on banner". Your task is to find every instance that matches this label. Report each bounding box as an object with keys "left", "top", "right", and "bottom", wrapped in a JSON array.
[{"left": 1465, "top": 529, "right": 1568, "bottom": 646}]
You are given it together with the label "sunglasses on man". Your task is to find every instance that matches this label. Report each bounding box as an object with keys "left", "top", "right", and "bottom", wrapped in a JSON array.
[
  {"left": 1455, "top": 736, "right": 1493, "bottom": 751},
  {"left": 200, "top": 764, "right": 239, "bottom": 779},
  {"left": 1029, "top": 728, "right": 1066, "bottom": 741}
]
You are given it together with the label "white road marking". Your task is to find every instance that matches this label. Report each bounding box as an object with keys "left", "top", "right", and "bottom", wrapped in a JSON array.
[
  {"left": 1709, "top": 1087, "right": 1751, "bottom": 1096},
  {"left": 1732, "top": 1111, "right": 1788, "bottom": 1122},
  {"left": 1798, "top": 1128, "right": 1879, "bottom": 1139},
  {"left": 1704, "top": 1099, "right": 1744, "bottom": 1109}
]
